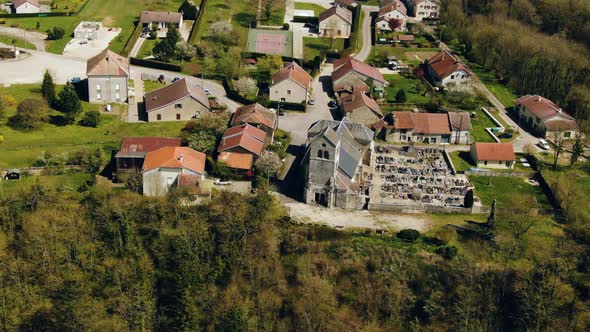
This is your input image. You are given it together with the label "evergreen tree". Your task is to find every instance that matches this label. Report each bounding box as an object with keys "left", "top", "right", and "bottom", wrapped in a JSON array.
[
  {"left": 41, "top": 70, "right": 56, "bottom": 107},
  {"left": 570, "top": 135, "right": 584, "bottom": 166},
  {"left": 58, "top": 83, "right": 82, "bottom": 124},
  {"left": 396, "top": 89, "right": 407, "bottom": 103}
]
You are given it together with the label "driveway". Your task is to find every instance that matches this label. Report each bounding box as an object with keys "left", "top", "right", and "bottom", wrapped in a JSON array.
[
  {"left": 278, "top": 65, "right": 335, "bottom": 145},
  {"left": 0, "top": 26, "right": 47, "bottom": 52},
  {"left": 354, "top": 5, "right": 378, "bottom": 62},
  {"left": 0, "top": 46, "right": 86, "bottom": 85},
  {"left": 129, "top": 36, "right": 146, "bottom": 58}
]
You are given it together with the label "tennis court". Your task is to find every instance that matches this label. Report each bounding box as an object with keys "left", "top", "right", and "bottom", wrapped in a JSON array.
[{"left": 247, "top": 28, "right": 294, "bottom": 58}]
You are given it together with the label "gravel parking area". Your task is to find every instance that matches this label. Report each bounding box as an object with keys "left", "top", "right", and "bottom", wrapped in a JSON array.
[{"left": 63, "top": 27, "right": 121, "bottom": 59}]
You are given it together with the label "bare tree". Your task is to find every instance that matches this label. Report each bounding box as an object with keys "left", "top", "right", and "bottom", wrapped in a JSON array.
[
  {"left": 258, "top": 0, "right": 280, "bottom": 21},
  {"left": 549, "top": 126, "right": 567, "bottom": 170},
  {"left": 501, "top": 194, "right": 539, "bottom": 241}
]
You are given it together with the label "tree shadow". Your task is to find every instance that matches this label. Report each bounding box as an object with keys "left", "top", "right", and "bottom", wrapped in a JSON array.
[
  {"left": 49, "top": 115, "right": 69, "bottom": 126},
  {"left": 318, "top": 75, "right": 333, "bottom": 96},
  {"left": 138, "top": 102, "right": 148, "bottom": 122},
  {"left": 214, "top": 3, "right": 231, "bottom": 9},
  {"left": 233, "top": 13, "right": 256, "bottom": 28}
]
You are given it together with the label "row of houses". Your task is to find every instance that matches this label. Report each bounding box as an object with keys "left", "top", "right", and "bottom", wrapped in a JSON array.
[{"left": 376, "top": 0, "right": 441, "bottom": 33}]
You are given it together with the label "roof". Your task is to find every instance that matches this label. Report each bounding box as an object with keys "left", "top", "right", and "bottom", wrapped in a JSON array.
[
  {"left": 335, "top": 0, "right": 356, "bottom": 5},
  {"left": 271, "top": 62, "right": 312, "bottom": 89},
  {"left": 319, "top": 6, "right": 353, "bottom": 24},
  {"left": 86, "top": 49, "right": 129, "bottom": 77},
  {"left": 13, "top": 0, "right": 39, "bottom": 8},
  {"left": 448, "top": 112, "right": 472, "bottom": 131},
  {"left": 308, "top": 118, "right": 374, "bottom": 146},
  {"left": 218, "top": 124, "right": 266, "bottom": 156},
  {"left": 332, "top": 57, "right": 386, "bottom": 84},
  {"left": 426, "top": 50, "right": 471, "bottom": 80},
  {"left": 231, "top": 103, "right": 276, "bottom": 130},
  {"left": 342, "top": 89, "right": 382, "bottom": 118},
  {"left": 218, "top": 152, "right": 254, "bottom": 170},
  {"left": 413, "top": 0, "right": 441, "bottom": 5},
  {"left": 143, "top": 147, "right": 206, "bottom": 174},
  {"left": 116, "top": 137, "right": 182, "bottom": 158},
  {"left": 396, "top": 34, "right": 415, "bottom": 41},
  {"left": 515, "top": 95, "right": 576, "bottom": 128},
  {"left": 472, "top": 143, "right": 515, "bottom": 161},
  {"left": 378, "top": 0, "right": 407, "bottom": 16},
  {"left": 144, "top": 78, "right": 210, "bottom": 113},
  {"left": 140, "top": 11, "right": 183, "bottom": 24},
  {"left": 388, "top": 112, "right": 451, "bottom": 134}
]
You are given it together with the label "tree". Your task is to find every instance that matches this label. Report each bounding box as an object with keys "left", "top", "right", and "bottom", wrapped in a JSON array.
[
  {"left": 388, "top": 18, "right": 403, "bottom": 31},
  {"left": 41, "top": 70, "right": 56, "bottom": 107},
  {"left": 235, "top": 77, "right": 257, "bottom": 97},
  {"left": 209, "top": 21, "right": 234, "bottom": 44},
  {"left": 217, "top": 47, "right": 242, "bottom": 79},
  {"left": 180, "top": 0, "right": 199, "bottom": 19},
  {"left": 549, "top": 128, "right": 566, "bottom": 170},
  {"left": 79, "top": 110, "right": 101, "bottom": 128},
  {"left": 501, "top": 194, "right": 539, "bottom": 241},
  {"left": 166, "top": 26, "right": 181, "bottom": 46},
  {"left": 186, "top": 131, "right": 217, "bottom": 153},
  {"left": 9, "top": 99, "right": 48, "bottom": 130},
  {"left": 175, "top": 41, "right": 195, "bottom": 63},
  {"left": 570, "top": 135, "right": 584, "bottom": 166},
  {"left": 46, "top": 27, "right": 65, "bottom": 40},
  {"left": 58, "top": 83, "right": 82, "bottom": 124},
  {"left": 566, "top": 85, "right": 590, "bottom": 125},
  {"left": 255, "top": 151, "right": 282, "bottom": 177},
  {"left": 153, "top": 38, "right": 176, "bottom": 61},
  {"left": 396, "top": 89, "right": 407, "bottom": 103},
  {"left": 126, "top": 170, "right": 143, "bottom": 194},
  {"left": 256, "top": 55, "right": 283, "bottom": 82},
  {"left": 259, "top": 0, "right": 281, "bottom": 21}
]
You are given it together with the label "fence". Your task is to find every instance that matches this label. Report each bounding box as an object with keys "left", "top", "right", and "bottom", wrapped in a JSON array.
[
  {"left": 130, "top": 57, "right": 182, "bottom": 72},
  {"left": 368, "top": 202, "right": 490, "bottom": 214},
  {"left": 464, "top": 169, "right": 535, "bottom": 178},
  {"left": 188, "top": 0, "right": 208, "bottom": 44}
]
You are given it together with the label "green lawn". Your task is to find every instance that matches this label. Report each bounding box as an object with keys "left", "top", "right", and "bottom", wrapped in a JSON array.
[
  {"left": 0, "top": 34, "right": 36, "bottom": 50},
  {"left": 368, "top": 45, "right": 440, "bottom": 67},
  {"left": 469, "top": 109, "right": 496, "bottom": 142},
  {"left": 449, "top": 151, "right": 474, "bottom": 172},
  {"left": 294, "top": 2, "right": 326, "bottom": 16},
  {"left": 0, "top": 173, "right": 93, "bottom": 193},
  {"left": 0, "top": 84, "right": 185, "bottom": 168},
  {"left": 137, "top": 37, "right": 158, "bottom": 59},
  {"left": 469, "top": 175, "right": 550, "bottom": 208},
  {"left": 4, "top": 0, "right": 184, "bottom": 54},
  {"left": 302, "top": 37, "right": 345, "bottom": 61},
  {"left": 143, "top": 80, "right": 166, "bottom": 93},
  {"left": 45, "top": 0, "right": 89, "bottom": 13},
  {"left": 383, "top": 74, "right": 429, "bottom": 104}
]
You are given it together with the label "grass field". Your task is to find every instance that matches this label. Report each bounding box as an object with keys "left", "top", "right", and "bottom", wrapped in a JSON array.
[
  {"left": 44, "top": 0, "right": 88, "bottom": 13},
  {"left": 383, "top": 74, "right": 429, "bottom": 104},
  {"left": 0, "top": 84, "right": 185, "bottom": 168},
  {"left": 469, "top": 109, "right": 497, "bottom": 142},
  {"left": 137, "top": 37, "right": 158, "bottom": 59},
  {"left": 0, "top": 34, "right": 36, "bottom": 50},
  {"left": 369, "top": 45, "right": 440, "bottom": 67},
  {"left": 0, "top": 173, "right": 93, "bottom": 193},
  {"left": 143, "top": 80, "right": 166, "bottom": 93},
  {"left": 294, "top": 2, "right": 326, "bottom": 15},
  {"left": 302, "top": 37, "right": 345, "bottom": 61},
  {"left": 469, "top": 175, "right": 550, "bottom": 208},
  {"left": 4, "top": 0, "right": 184, "bottom": 54}
]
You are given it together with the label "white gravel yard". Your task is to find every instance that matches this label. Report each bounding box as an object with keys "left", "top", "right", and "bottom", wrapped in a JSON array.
[{"left": 63, "top": 27, "right": 121, "bottom": 59}]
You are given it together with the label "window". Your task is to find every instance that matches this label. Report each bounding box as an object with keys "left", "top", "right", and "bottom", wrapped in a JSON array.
[
  {"left": 157, "top": 114, "right": 162, "bottom": 120},
  {"left": 176, "top": 114, "right": 181, "bottom": 120},
  {"left": 484, "top": 161, "right": 488, "bottom": 166},
  {"left": 96, "top": 93, "right": 101, "bottom": 100},
  {"left": 281, "top": 98, "right": 286, "bottom": 102},
  {"left": 451, "top": 75, "right": 455, "bottom": 79},
  {"left": 175, "top": 104, "right": 182, "bottom": 109},
  {"left": 506, "top": 161, "right": 511, "bottom": 167},
  {"left": 317, "top": 150, "right": 323, "bottom": 158},
  {"left": 167, "top": 177, "right": 174, "bottom": 187},
  {"left": 115, "top": 84, "right": 120, "bottom": 91},
  {"left": 287, "top": 90, "right": 291, "bottom": 95},
  {"left": 323, "top": 151, "right": 329, "bottom": 159},
  {"left": 564, "top": 132, "right": 571, "bottom": 138},
  {"left": 115, "top": 93, "right": 120, "bottom": 100},
  {"left": 431, "top": 138, "right": 436, "bottom": 144},
  {"left": 96, "top": 84, "right": 101, "bottom": 90}
]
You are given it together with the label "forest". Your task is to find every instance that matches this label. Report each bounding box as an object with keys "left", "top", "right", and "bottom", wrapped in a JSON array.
[
  {"left": 1, "top": 180, "right": 590, "bottom": 331},
  {"left": 441, "top": 0, "right": 590, "bottom": 122}
]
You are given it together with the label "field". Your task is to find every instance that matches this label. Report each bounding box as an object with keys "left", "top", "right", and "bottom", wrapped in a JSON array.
[
  {"left": 0, "top": 34, "right": 36, "bottom": 50},
  {"left": 43, "top": 0, "right": 88, "bottom": 13},
  {"left": 469, "top": 175, "right": 550, "bottom": 208},
  {"left": 383, "top": 74, "right": 429, "bottom": 105},
  {"left": 143, "top": 80, "right": 166, "bottom": 93},
  {"left": 469, "top": 109, "right": 497, "bottom": 142},
  {"left": 0, "top": 84, "right": 185, "bottom": 168},
  {"left": 294, "top": 2, "right": 326, "bottom": 15},
  {"left": 137, "top": 37, "right": 158, "bottom": 59},
  {"left": 0, "top": 173, "right": 93, "bottom": 193},
  {"left": 3, "top": 0, "right": 184, "bottom": 54},
  {"left": 302, "top": 37, "right": 345, "bottom": 61},
  {"left": 369, "top": 45, "right": 440, "bottom": 67}
]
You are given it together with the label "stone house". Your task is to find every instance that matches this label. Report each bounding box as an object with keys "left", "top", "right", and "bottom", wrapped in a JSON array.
[
  {"left": 270, "top": 62, "right": 313, "bottom": 104},
  {"left": 115, "top": 137, "right": 182, "bottom": 172},
  {"left": 332, "top": 57, "right": 387, "bottom": 94},
  {"left": 376, "top": 0, "right": 407, "bottom": 32},
  {"left": 425, "top": 50, "right": 471, "bottom": 88},
  {"left": 140, "top": 11, "right": 183, "bottom": 33},
  {"left": 303, "top": 118, "right": 374, "bottom": 209},
  {"left": 12, "top": 0, "right": 40, "bottom": 14},
  {"left": 406, "top": 0, "right": 440, "bottom": 20},
  {"left": 448, "top": 112, "right": 472, "bottom": 144},
  {"left": 142, "top": 146, "right": 206, "bottom": 197},
  {"left": 217, "top": 124, "right": 267, "bottom": 171},
  {"left": 515, "top": 95, "right": 577, "bottom": 139},
  {"left": 470, "top": 143, "right": 515, "bottom": 169},
  {"left": 341, "top": 87, "right": 383, "bottom": 126},
  {"left": 86, "top": 49, "right": 129, "bottom": 103},
  {"left": 318, "top": 6, "right": 353, "bottom": 38},
  {"left": 144, "top": 78, "right": 211, "bottom": 122},
  {"left": 230, "top": 103, "right": 278, "bottom": 144}
]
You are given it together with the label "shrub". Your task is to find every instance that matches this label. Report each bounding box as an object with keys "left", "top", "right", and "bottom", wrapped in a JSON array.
[
  {"left": 1, "top": 95, "right": 16, "bottom": 106},
  {"left": 9, "top": 98, "right": 48, "bottom": 130},
  {"left": 282, "top": 23, "right": 290, "bottom": 30},
  {"left": 79, "top": 110, "right": 101, "bottom": 127},
  {"left": 435, "top": 245, "right": 458, "bottom": 260},
  {"left": 396, "top": 89, "right": 407, "bottom": 103},
  {"left": 396, "top": 229, "right": 420, "bottom": 242},
  {"left": 46, "top": 27, "right": 65, "bottom": 40}
]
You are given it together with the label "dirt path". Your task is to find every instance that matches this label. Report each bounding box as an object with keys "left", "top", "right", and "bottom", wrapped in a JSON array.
[{"left": 0, "top": 26, "right": 47, "bottom": 52}]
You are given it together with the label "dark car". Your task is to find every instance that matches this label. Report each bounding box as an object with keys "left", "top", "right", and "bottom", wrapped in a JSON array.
[
  {"left": 172, "top": 77, "right": 181, "bottom": 83},
  {"left": 328, "top": 100, "right": 337, "bottom": 108},
  {"left": 278, "top": 109, "right": 285, "bottom": 116},
  {"left": 499, "top": 131, "right": 513, "bottom": 139}
]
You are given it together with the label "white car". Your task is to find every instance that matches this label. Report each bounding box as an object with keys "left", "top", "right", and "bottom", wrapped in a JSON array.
[
  {"left": 213, "top": 179, "right": 232, "bottom": 186},
  {"left": 538, "top": 139, "right": 550, "bottom": 150},
  {"left": 204, "top": 88, "right": 211, "bottom": 95}
]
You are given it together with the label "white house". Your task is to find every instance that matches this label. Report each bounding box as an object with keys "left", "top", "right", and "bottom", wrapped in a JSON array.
[
  {"left": 318, "top": 6, "right": 353, "bottom": 38},
  {"left": 376, "top": 0, "right": 407, "bottom": 32},
  {"left": 470, "top": 143, "right": 516, "bottom": 169},
  {"left": 142, "top": 146, "right": 206, "bottom": 197},
  {"left": 515, "top": 95, "right": 577, "bottom": 139},
  {"left": 409, "top": 0, "right": 440, "bottom": 20},
  {"left": 12, "top": 0, "right": 41, "bottom": 14},
  {"left": 425, "top": 50, "right": 472, "bottom": 88},
  {"left": 270, "top": 62, "right": 313, "bottom": 104}
]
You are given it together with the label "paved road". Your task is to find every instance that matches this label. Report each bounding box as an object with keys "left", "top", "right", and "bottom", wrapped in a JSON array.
[
  {"left": 0, "top": 26, "right": 46, "bottom": 52},
  {"left": 354, "top": 5, "right": 378, "bottom": 62},
  {"left": 278, "top": 65, "right": 335, "bottom": 145},
  {"left": 129, "top": 36, "right": 146, "bottom": 58}
]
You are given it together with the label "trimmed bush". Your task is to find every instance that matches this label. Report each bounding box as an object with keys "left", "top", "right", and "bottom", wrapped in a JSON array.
[
  {"left": 129, "top": 58, "right": 182, "bottom": 72},
  {"left": 396, "top": 229, "right": 420, "bottom": 242},
  {"left": 435, "top": 245, "right": 458, "bottom": 260}
]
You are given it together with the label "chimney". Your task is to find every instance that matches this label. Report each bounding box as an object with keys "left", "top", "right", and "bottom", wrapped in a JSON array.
[
  {"left": 177, "top": 154, "right": 183, "bottom": 162},
  {"left": 536, "top": 96, "right": 542, "bottom": 102}
]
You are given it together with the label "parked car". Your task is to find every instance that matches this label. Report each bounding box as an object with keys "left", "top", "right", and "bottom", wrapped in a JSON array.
[
  {"left": 172, "top": 77, "right": 181, "bottom": 83},
  {"left": 498, "top": 131, "right": 513, "bottom": 139},
  {"left": 308, "top": 99, "right": 315, "bottom": 105},
  {"left": 328, "top": 100, "right": 337, "bottom": 108},
  {"left": 214, "top": 179, "right": 232, "bottom": 186},
  {"left": 538, "top": 139, "right": 550, "bottom": 150},
  {"left": 203, "top": 88, "right": 211, "bottom": 95},
  {"left": 278, "top": 108, "right": 285, "bottom": 116}
]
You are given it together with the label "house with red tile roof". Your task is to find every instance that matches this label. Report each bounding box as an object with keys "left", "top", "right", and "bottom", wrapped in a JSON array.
[
  {"left": 87, "top": 49, "right": 129, "bottom": 103},
  {"left": 341, "top": 88, "right": 383, "bottom": 126},
  {"left": 144, "top": 78, "right": 211, "bottom": 122},
  {"left": 142, "top": 146, "right": 207, "bottom": 196},
  {"left": 318, "top": 6, "right": 353, "bottom": 38},
  {"left": 376, "top": 0, "right": 407, "bottom": 32},
  {"left": 425, "top": 50, "right": 471, "bottom": 88},
  {"left": 217, "top": 124, "right": 267, "bottom": 170},
  {"left": 470, "top": 143, "right": 515, "bottom": 169},
  {"left": 230, "top": 103, "right": 277, "bottom": 143},
  {"left": 115, "top": 137, "right": 182, "bottom": 172},
  {"left": 515, "top": 95, "right": 577, "bottom": 139},
  {"left": 270, "top": 62, "right": 313, "bottom": 104},
  {"left": 12, "top": 0, "right": 40, "bottom": 14},
  {"left": 373, "top": 111, "right": 472, "bottom": 144},
  {"left": 332, "top": 57, "right": 387, "bottom": 94}
]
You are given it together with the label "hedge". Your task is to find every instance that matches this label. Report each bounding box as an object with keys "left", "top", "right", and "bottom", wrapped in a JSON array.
[
  {"left": 342, "top": 4, "right": 362, "bottom": 57},
  {"left": 129, "top": 58, "right": 182, "bottom": 72},
  {"left": 120, "top": 21, "right": 142, "bottom": 57},
  {"left": 266, "top": 100, "right": 306, "bottom": 111},
  {"left": 188, "top": 0, "right": 208, "bottom": 44},
  {"left": 0, "top": 12, "right": 70, "bottom": 18},
  {"left": 292, "top": 16, "right": 318, "bottom": 24}
]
